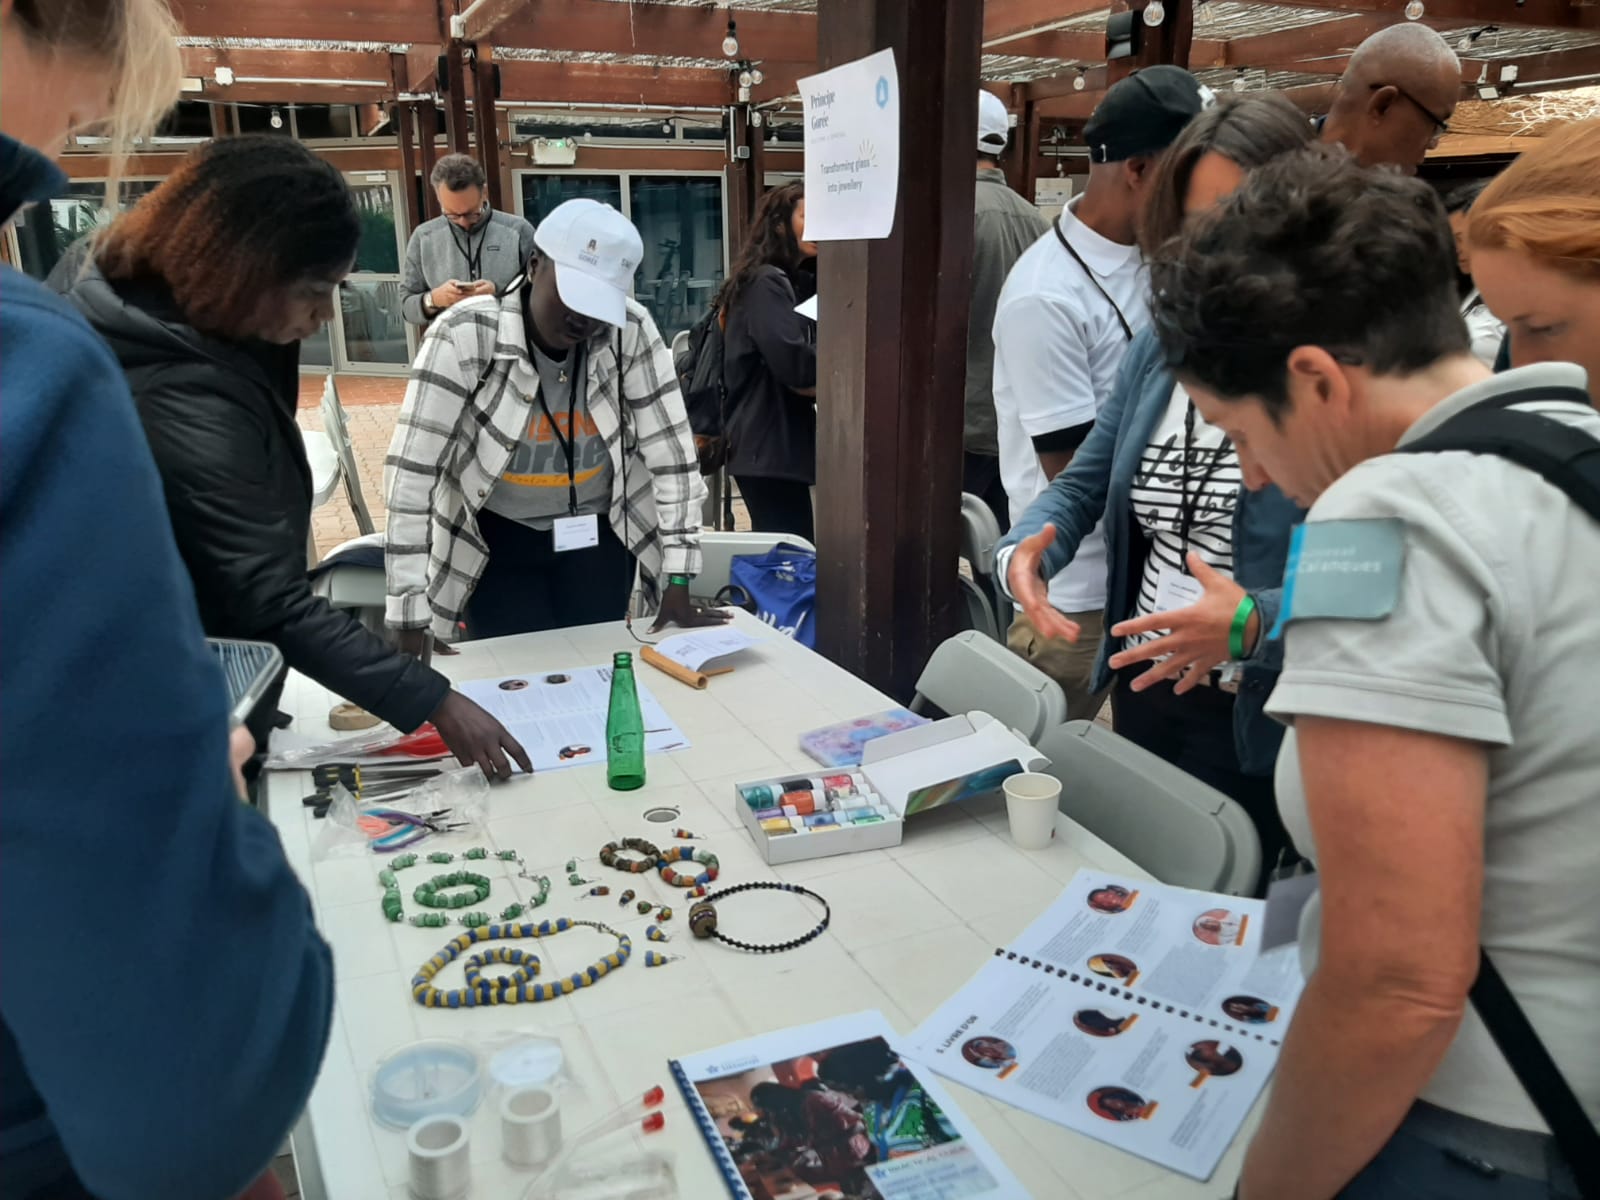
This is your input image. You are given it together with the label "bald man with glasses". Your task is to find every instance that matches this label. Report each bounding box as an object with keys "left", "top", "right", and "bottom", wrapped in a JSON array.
[
  {"left": 400, "top": 153, "right": 537, "bottom": 325},
  {"left": 1319, "top": 23, "right": 1462, "bottom": 174}
]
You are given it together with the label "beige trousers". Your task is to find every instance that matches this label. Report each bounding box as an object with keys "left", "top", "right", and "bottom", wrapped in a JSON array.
[{"left": 1007, "top": 607, "right": 1110, "bottom": 723}]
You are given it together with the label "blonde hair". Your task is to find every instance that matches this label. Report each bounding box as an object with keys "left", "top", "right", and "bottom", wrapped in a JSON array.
[
  {"left": 1468, "top": 119, "right": 1600, "bottom": 282},
  {"left": 12, "top": 0, "right": 182, "bottom": 196}
]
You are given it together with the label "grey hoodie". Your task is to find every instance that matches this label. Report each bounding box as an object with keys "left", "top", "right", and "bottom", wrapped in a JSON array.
[{"left": 400, "top": 208, "right": 536, "bottom": 324}]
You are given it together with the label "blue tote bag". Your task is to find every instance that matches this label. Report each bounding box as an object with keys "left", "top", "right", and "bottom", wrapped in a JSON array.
[{"left": 724, "top": 544, "right": 817, "bottom": 648}]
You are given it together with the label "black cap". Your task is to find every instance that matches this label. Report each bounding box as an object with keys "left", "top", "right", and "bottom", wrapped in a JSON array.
[{"left": 1083, "top": 65, "right": 1212, "bottom": 163}]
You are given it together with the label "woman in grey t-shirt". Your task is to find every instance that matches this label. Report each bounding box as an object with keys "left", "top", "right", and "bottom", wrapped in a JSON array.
[{"left": 1148, "top": 147, "right": 1597, "bottom": 1198}]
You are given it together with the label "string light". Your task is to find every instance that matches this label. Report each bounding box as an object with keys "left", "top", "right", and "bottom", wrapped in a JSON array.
[
  {"left": 722, "top": 17, "right": 740, "bottom": 57},
  {"left": 269, "top": 106, "right": 284, "bottom": 129},
  {"left": 1404, "top": 0, "right": 1425, "bottom": 19},
  {"left": 750, "top": 66, "right": 764, "bottom": 85},
  {"left": 1144, "top": 0, "right": 1167, "bottom": 26},
  {"left": 738, "top": 69, "right": 753, "bottom": 88},
  {"left": 1232, "top": 71, "right": 1247, "bottom": 93},
  {"left": 1073, "top": 68, "right": 1087, "bottom": 91}
]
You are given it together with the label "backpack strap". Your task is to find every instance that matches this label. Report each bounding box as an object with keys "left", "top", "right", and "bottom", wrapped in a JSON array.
[
  {"left": 1399, "top": 387, "right": 1600, "bottom": 525},
  {"left": 1398, "top": 386, "right": 1600, "bottom": 1198}
]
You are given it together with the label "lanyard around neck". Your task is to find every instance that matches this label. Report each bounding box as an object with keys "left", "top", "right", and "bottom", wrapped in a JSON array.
[
  {"left": 1053, "top": 219, "right": 1134, "bottom": 342},
  {"left": 1177, "top": 398, "right": 1229, "bottom": 570},
  {"left": 450, "top": 218, "right": 486, "bottom": 281},
  {"left": 533, "top": 345, "right": 584, "bottom": 515}
]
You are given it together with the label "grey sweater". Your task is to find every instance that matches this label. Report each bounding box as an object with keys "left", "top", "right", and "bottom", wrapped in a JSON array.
[{"left": 400, "top": 209, "right": 537, "bottom": 325}]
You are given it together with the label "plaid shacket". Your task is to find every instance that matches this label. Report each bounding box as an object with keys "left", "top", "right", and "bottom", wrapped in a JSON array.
[{"left": 383, "top": 289, "right": 707, "bottom": 638}]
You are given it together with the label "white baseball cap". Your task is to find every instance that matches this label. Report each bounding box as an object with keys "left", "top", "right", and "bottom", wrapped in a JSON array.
[
  {"left": 978, "top": 90, "right": 1011, "bottom": 153},
  {"left": 532, "top": 198, "right": 642, "bottom": 328}
]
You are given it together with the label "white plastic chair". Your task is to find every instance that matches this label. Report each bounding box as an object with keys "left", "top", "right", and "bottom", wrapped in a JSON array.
[
  {"left": 909, "top": 629, "right": 1067, "bottom": 744},
  {"left": 1036, "top": 720, "right": 1263, "bottom": 896},
  {"left": 320, "top": 375, "right": 375, "bottom": 536}
]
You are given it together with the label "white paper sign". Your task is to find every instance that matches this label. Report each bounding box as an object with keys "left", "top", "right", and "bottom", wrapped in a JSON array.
[{"left": 799, "top": 48, "right": 900, "bottom": 241}]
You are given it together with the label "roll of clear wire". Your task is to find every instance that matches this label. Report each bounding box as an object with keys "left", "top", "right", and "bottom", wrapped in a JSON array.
[
  {"left": 502, "top": 1085, "right": 563, "bottom": 1168},
  {"left": 407, "top": 1113, "right": 472, "bottom": 1200}
]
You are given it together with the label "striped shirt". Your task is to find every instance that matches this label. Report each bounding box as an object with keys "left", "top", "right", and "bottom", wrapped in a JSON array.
[
  {"left": 1127, "top": 383, "right": 1243, "bottom": 647},
  {"left": 383, "top": 290, "right": 706, "bottom": 638}
]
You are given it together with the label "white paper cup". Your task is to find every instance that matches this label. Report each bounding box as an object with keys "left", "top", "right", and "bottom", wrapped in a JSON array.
[{"left": 1004, "top": 772, "right": 1061, "bottom": 850}]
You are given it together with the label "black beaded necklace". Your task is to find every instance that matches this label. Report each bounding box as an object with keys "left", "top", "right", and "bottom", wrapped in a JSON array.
[{"left": 688, "top": 881, "right": 831, "bottom": 954}]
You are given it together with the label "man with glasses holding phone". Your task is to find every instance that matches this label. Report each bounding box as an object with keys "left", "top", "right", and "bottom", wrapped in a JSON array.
[
  {"left": 1319, "top": 23, "right": 1460, "bottom": 174},
  {"left": 401, "top": 153, "right": 536, "bottom": 325}
]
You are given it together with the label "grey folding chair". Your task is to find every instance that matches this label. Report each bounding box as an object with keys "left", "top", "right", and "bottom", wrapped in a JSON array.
[
  {"left": 691, "top": 531, "right": 816, "bottom": 606},
  {"left": 320, "top": 375, "right": 376, "bottom": 536},
  {"left": 957, "top": 575, "right": 1001, "bottom": 642},
  {"left": 1036, "top": 720, "right": 1262, "bottom": 895},
  {"left": 309, "top": 532, "right": 387, "bottom": 636},
  {"left": 959, "top": 491, "right": 1007, "bottom": 626},
  {"left": 909, "top": 629, "right": 1067, "bottom": 744}
]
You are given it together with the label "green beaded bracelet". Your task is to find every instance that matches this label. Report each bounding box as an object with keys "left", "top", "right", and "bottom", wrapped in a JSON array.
[{"left": 414, "top": 871, "right": 492, "bottom": 910}]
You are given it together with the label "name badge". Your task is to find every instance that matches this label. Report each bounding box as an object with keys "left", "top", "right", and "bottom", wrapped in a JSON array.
[
  {"left": 1269, "top": 518, "right": 1405, "bottom": 640},
  {"left": 1153, "top": 567, "right": 1205, "bottom": 614},
  {"left": 552, "top": 513, "right": 600, "bottom": 553}
]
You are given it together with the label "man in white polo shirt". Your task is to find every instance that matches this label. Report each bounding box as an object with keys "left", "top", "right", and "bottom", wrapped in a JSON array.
[{"left": 990, "top": 66, "right": 1208, "bottom": 718}]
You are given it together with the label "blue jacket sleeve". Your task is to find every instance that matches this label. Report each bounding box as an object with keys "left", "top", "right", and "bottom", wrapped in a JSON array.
[
  {"left": 0, "top": 289, "right": 332, "bottom": 1200},
  {"left": 999, "top": 329, "right": 1153, "bottom": 583},
  {"left": 1247, "top": 586, "right": 1286, "bottom": 672}
]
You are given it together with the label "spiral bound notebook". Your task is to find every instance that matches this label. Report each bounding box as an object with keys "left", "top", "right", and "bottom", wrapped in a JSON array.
[
  {"left": 909, "top": 869, "right": 1307, "bottom": 1182},
  {"left": 669, "top": 1010, "right": 1024, "bottom": 1200}
]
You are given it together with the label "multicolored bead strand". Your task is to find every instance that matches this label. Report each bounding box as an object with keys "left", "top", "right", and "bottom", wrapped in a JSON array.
[
  {"left": 599, "top": 838, "right": 661, "bottom": 874},
  {"left": 409, "top": 919, "right": 632, "bottom": 1008},
  {"left": 413, "top": 871, "right": 492, "bottom": 910},
  {"left": 657, "top": 847, "right": 719, "bottom": 889}
]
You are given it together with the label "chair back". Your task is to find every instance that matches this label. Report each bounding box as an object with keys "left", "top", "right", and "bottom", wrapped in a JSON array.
[
  {"left": 960, "top": 492, "right": 1008, "bottom": 634},
  {"left": 1036, "top": 721, "right": 1262, "bottom": 895},
  {"left": 693, "top": 531, "right": 817, "bottom": 605},
  {"left": 321, "top": 375, "right": 375, "bottom": 535},
  {"left": 910, "top": 630, "right": 1067, "bottom": 744},
  {"left": 957, "top": 575, "right": 1000, "bottom": 642}
]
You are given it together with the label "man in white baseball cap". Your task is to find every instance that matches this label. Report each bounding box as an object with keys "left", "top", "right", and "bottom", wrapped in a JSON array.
[
  {"left": 967, "top": 90, "right": 1048, "bottom": 532},
  {"left": 385, "top": 198, "right": 731, "bottom": 647}
]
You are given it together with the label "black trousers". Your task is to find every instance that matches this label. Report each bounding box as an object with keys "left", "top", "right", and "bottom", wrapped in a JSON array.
[
  {"left": 467, "top": 507, "right": 635, "bottom": 638},
  {"left": 962, "top": 451, "right": 1011, "bottom": 535},
  {"left": 1110, "top": 667, "right": 1288, "bottom": 897},
  {"left": 735, "top": 475, "right": 814, "bottom": 542}
]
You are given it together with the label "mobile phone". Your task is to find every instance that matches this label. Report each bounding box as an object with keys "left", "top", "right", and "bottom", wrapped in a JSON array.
[{"left": 208, "top": 638, "right": 284, "bottom": 727}]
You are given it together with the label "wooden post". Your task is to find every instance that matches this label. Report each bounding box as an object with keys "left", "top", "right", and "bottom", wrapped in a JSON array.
[
  {"left": 748, "top": 115, "right": 768, "bottom": 208},
  {"left": 1110, "top": 0, "right": 1196, "bottom": 84},
  {"left": 812, "top": 0, "right": 982, "bottom": 699},
  {"left": 393, "top": 101, "right": 423, "bottom": 235},
  {"left": 209, "top": 103, "right": 230, "bottom": 140},
  {"left": 472, "top": 46, "right": 505, "bottom": 211},
  {"left": 726, "top": 105, "right": 751, "bottom": 254},
  {"left": 417, "top": 102, "right": 442, "bottom": 219},
  {"left": 443, "top": 44, "right": 472, "bottom": 155},
  {"left": 1020, "top": 101, "right": 1042, "bottom": 203},
  {"left": 495, "top": 107, "right": 517, "bottom": 214}
]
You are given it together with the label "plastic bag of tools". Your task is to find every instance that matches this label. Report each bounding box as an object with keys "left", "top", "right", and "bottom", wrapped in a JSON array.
[
  {"left": 263, "top": 722, "right": 452, "bottom": 771},
  {"left": 310, "top": 767, "right": 490, "bottom": 862}
]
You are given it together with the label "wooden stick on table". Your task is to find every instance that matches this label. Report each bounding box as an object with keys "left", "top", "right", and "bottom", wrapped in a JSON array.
[{"left": 639, "top": 644, "right": 734, "bottom": 691}]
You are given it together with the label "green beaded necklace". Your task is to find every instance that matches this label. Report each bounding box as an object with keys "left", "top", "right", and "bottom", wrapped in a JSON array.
[{"left": 377, "top": 850, "right": 549, "bottom": 927}]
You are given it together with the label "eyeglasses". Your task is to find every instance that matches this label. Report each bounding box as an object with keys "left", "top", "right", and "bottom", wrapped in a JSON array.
[
  {"left": 1371, "top": 82, "right": 1451, "bottom": 140},
  {"left": 443, "top": 202, "right": 488, "bottom": 226}
]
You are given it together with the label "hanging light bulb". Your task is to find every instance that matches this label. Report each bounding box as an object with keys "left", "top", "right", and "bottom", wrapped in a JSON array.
[
  {"left": 722, "top": 18, "right": 740, "bottom": 57},
  {"left": 662, "top": 121, "right": 673, "bottom": 134},
  {"left": 1232, "top": 71, "right": 1247, "bottom": 93},
  {"left": 750, "top": 110, "right": 764, "bottom": 127},
  {"left": 738, "top": 69, "right": 753, "bottom": 88},
  {"left": 1404, "top": 0, "right": 1425, "bottom": 19},
  {"left": 1143, "top": 0, "right": 1166, "bottom": 27},
  {"left": 750, "top": 66, "right": 764, "bottom": 86},
  {"left": 269, "top": 106, "right": 284, "bottom": 129},
  {"left": 1073, "top": 68, "right": 1087, "bottom": 91},
  {"left": 1195, "top": 0, "right": 1214, "bottom": 26}
]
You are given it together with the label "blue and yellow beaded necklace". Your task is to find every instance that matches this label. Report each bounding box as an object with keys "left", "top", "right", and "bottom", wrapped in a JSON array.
[{"left": 410, "top": 917, "right": 631, "bottom": 1008}]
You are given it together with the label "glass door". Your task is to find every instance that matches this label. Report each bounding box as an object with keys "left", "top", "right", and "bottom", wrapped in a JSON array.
[{"left": 308, "top": 172, "right": 414, "bottom": 375}]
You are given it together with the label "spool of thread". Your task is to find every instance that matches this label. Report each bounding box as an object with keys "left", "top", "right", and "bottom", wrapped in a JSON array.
[
  {"left": 781, "top": 791, "right": 817, "bottom": 816},
  {"left": 501, "top": 1085, "right": 563, "bottom": 1168},
  {"left": 407, "top": 1114, "right": 471, "bottom": 1200},
  {"left": 740, "top": 783, "right": 781, "bottom": 809},
  {"left": 821, "top": 774, "right": 856, "bottom": 790},
  {"left": 753, "top": 807, "right": 784, "bottom": 820},
  {"left": 761, "top": 817, "right": 793, "bottom": 834},
  {"left": 804, "top": 813, "right": 838, "bottom": 829},
  {"left": 854, "top": 813, "right": 886, "bottom": 825}
]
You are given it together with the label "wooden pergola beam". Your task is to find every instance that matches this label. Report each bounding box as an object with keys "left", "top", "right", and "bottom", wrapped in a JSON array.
[
  {"left": 495, "top": 60, "right": 738, "bottom": 108},
  {"left": 169, "top": 0, "right": 441, "bottom": 43},
  {"left": 456, "top": 0, "right": 532, "bottom": 44},
  {"left": 983, "top": 0, "right": 1113, "bottom": 42},
  {"left": 983, "top": 29, "right": 1105, "bottom": 59},
  {"left": 495, "top": 0, "right": 816, "bottom": 59}
]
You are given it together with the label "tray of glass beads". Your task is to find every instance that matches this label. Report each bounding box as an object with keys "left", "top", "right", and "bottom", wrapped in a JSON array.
[{"left": 734, "top": 771, "right": 903, "bottom": 864}]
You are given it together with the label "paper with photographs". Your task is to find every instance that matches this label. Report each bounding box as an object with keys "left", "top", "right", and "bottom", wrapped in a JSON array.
[
  {"left": 672, "top": 1010, "right": 1023, "bottom": 1200},
  {"left": 455, "top": 665, "right": 687, "bottom": 773},
  {"left": 907, "top": 870, "right": 1306, "bottom": 1181}
]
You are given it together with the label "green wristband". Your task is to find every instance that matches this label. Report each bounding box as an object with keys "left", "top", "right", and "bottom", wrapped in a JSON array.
[
  {"left": 1229, "top": 594, "right": 1258, "bottom": 661},
  {"left": 668, "top": 574, "right": 692, "bottom": 588}
]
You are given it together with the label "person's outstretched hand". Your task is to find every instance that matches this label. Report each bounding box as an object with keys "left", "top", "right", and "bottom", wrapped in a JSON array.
[
  {"left": 650, "top": 581, "right": 733, "bottom": 633},
  {"left": 229, "top": 726, "right": 255, "bottom": 800},
  {"left": 429, "top": 690, "right": 532, "bottom": 781},
  {"left": 1006, "top": 523, "right": 1081, "bottom": 643},
  {"left": 1109, "top": 552, "right": 1254, "bottom": 694}
]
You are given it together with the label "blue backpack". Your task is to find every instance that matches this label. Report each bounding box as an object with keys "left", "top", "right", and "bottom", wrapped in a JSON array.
[{"left": 723, "top": 544, "right": 817, "bottom": 649}]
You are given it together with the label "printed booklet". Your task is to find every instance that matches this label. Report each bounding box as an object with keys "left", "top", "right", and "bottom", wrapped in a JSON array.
[
  {"left": 670, "top": 1010, "right": 1024, "bottom": 1200},
  {"left": 908, "top": 869, "right": 1306, "bottom": 1181}
]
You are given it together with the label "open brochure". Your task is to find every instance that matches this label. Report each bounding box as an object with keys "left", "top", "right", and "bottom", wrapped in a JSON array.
[
  {"left": 907, "top": 870, "right": 1306, "bottom": 1182},
  {"left": 670, "top": 1010, "right": 1024, "bottom": 1200}
]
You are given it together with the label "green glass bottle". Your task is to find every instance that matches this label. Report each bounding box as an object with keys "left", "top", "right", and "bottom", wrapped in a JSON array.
[{"left": 606, "top": 651, "right": 647, "bottom": 791}]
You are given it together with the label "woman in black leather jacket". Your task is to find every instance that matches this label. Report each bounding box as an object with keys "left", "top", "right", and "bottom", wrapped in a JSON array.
[
  {"left": 57, "top": 136, "right": 528, "bottom": 778},
  {"left": 718, "top": 182, "right": 819, "bottom": 540}
]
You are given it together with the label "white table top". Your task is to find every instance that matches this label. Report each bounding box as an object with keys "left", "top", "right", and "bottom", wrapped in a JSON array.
[{"left": 262, "top": 613, "right": 1257, "bottom": 1200}]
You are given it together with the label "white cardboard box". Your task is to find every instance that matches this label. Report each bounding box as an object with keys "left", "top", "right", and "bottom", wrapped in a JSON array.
[{"left": 735, "top": 712, "right": 1048, "bottom": 864}]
